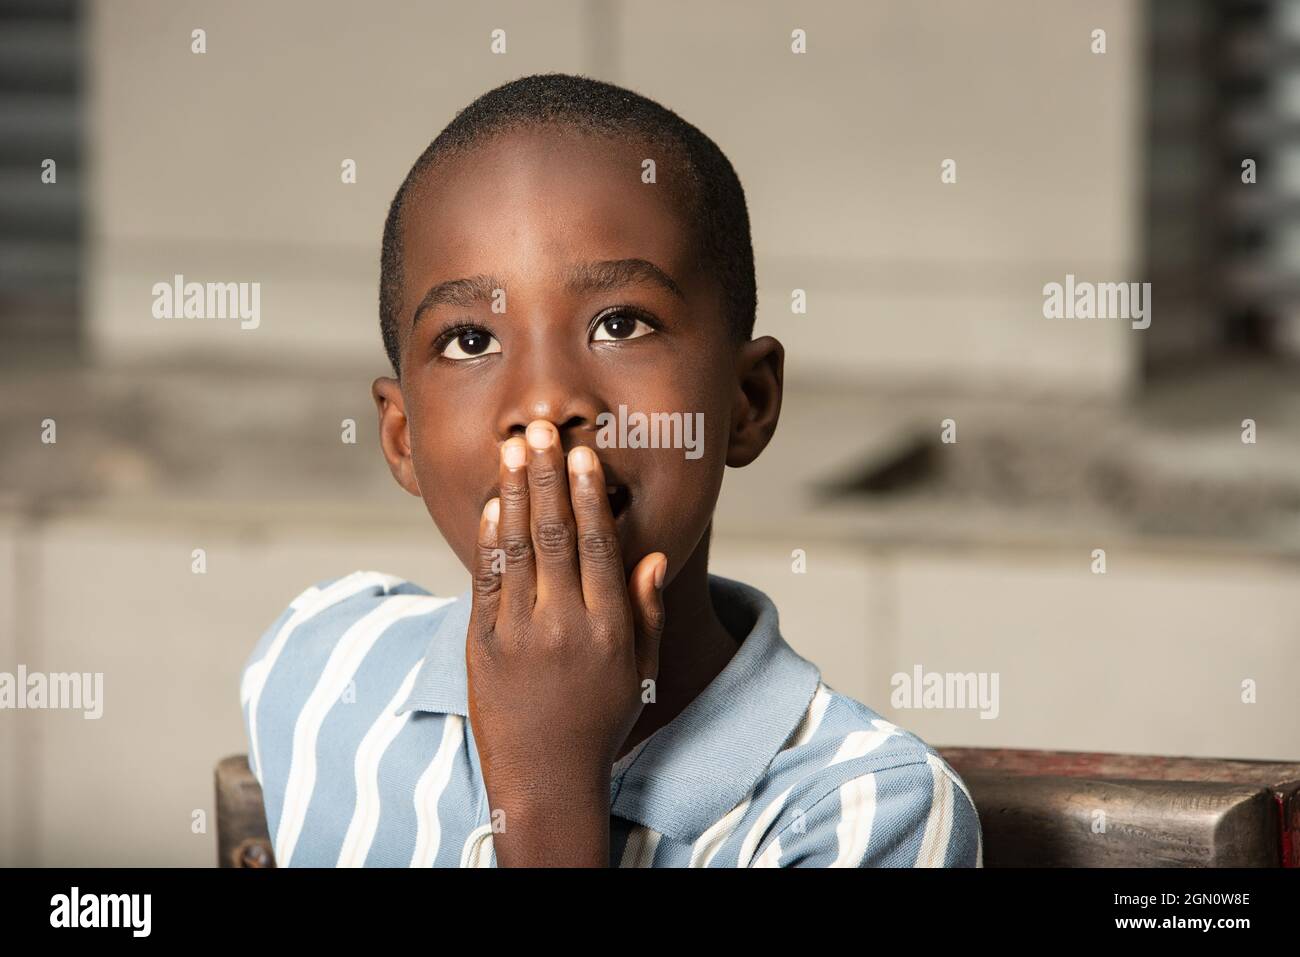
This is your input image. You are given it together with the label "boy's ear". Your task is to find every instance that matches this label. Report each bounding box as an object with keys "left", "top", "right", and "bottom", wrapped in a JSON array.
[
  {"left": 372, "top": 376, "right": 422, "bottom": 497},
  {"left": 726, "top": 335, "right": 784, "bottom": 468}
]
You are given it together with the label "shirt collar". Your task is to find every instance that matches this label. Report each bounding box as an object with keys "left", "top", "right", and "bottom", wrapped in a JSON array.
[
  {"left": 394, "top": 573, "right": 822, "bottom": 843},
  {"left": 394, "top": 588, "right": 473, "bottom": 717}
]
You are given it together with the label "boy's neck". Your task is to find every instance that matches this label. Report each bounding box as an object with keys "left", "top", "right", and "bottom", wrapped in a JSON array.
[{"left": 616, "top": 531, "right": 739, "bottom": 761}]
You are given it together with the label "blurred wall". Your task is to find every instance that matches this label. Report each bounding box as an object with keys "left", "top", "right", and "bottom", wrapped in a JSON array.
[
  {"left": 86, "top": 0, "right": 1142, "bottom": 395},
  {"left": 11, "top": 1, "right": 1295, "bottom": 871}
]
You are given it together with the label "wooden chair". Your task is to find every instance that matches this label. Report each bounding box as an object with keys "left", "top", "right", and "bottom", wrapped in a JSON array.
[
  {"left": 215, "top": 755, "right": 276, "bottom": 868},
  {"left": 939, "top": 748, "right": 1300, "bottom": 867},
  {"left": 214, "top": 748, "right": 1300, "bottom": 867}
]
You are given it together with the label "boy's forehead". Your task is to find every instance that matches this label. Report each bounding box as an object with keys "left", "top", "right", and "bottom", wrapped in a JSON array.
[{"left": 399, "top": 128, "right": 700, "bottom": 300}]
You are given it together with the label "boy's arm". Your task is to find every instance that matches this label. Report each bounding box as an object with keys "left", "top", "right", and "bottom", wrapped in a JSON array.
[
  {"left": 465, "top": 424, "right": 667, "bottom": 867},
  {"left": 489, "top": 782, "right": 613, "bottom": 867},
  {"left": 746, "top": 755, "right": 984, "bottom": 868}
]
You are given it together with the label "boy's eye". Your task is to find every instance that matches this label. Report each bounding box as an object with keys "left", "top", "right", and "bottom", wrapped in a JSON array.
[
  {"left": 440, "top": 327, "right": 501, "bottom": 360},
  {"left": 592, "top": 312, "right": 655, "bottom": 342}
]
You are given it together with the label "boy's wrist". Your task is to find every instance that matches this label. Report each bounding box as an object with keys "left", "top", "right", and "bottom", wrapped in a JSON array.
[
  {"left": 487, "top": 770, "right": 611, "bottom": 821},
  {"left": 487, "top": 776, "right": 612, "bottom": 867}
]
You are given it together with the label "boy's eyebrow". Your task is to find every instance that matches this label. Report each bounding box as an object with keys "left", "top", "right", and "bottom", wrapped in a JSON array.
[
  {"left": 410, "top": 258, "right": 685, "bottom": 331},
  {"left": 564, "top": 258, "right": 686, "bottom": 302},
  {"left": 410, "top": 274, "right": 503, "bottom": 330}
]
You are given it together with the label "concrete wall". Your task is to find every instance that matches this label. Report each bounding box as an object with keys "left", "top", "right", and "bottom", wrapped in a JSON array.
[{"left": 86, "top": 0, "right": 1142, "bottom": 395}]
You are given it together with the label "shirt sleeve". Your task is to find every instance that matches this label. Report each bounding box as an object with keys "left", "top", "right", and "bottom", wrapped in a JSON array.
[
  {"left": 239, "top": 584, "right": 319, "bottom": 786},
  {"left": 748, "top": 754, "right": 983, "bottom": 867}
]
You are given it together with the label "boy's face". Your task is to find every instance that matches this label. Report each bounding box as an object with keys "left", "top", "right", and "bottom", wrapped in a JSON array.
[{"left": 374, "top": 126, "right": 781, "bottom": 583}]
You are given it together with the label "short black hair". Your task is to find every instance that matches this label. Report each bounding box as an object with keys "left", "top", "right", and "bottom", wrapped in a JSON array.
[{"left": 379, "top": 72, "right": 756, "bottom": 378}]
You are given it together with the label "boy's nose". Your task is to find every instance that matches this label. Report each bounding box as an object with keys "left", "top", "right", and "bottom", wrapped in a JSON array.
[
  {"left": 505, "top": 415, "right": 588, "bottom": 451},
  {"left": 496, "top": 375, "right": 603, "bottom": 446},
  {"left": 493, "top": 343, "right": 611, "bottom": 447}
]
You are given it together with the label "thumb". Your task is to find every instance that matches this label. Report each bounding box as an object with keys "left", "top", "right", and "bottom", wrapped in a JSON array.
[{"left": 628, "top": 552, "right": 667, "bottom": 681}]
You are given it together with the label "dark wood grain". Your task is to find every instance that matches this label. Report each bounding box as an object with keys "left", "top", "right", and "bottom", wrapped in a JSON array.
[
  {"left": 939, "top": 746, "right": 1300, "bottom": 867},
  {"left": 955, "top": 772, "right": 1278, "bottom": 867}
]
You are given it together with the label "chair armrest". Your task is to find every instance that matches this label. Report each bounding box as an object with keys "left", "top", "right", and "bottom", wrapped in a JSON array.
[{"left": 938, "top": 747, "right": 1300, "bottom": 867}]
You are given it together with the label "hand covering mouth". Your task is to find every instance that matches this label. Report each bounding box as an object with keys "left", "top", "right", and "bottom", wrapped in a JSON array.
[{"left": 483, "top": 462, "right": 632, "bottom": 519}]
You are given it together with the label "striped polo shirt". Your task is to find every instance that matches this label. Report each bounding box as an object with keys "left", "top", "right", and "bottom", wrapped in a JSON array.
[{"left": 240, "top": 570, "right": 983, "bottom": 867}]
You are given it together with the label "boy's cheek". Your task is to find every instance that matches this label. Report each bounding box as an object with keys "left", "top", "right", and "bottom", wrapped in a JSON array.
[
  {"left": 424, "top": 497, "right": 482, "bottom": 572},
  {"left": 409, "top": 461, "right": 485, "bottom": 561}
]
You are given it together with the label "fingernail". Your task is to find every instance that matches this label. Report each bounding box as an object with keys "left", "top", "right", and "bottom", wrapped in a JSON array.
[
  {"left": 502, "top": 439, "right": 527, "bottom": 469},
  {"left": 526, "top": 421, "right": 554, "bottom": 450},
  {"left": 653, "top": 557, "right": 667, "bottom": 590},
  {"left": 570, "top": 446, "right": 595, "bottom": 474},
  {"left": 483, "top": 497, "right": 500, "bottom": 525}
]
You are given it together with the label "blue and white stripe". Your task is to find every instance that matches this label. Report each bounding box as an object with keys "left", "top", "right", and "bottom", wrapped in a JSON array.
[{"left": 241, "top": 571, "right": 983, "bottom": 867}]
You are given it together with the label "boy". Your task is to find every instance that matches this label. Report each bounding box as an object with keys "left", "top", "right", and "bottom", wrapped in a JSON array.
[{"left": 240, "top": 72, "right": 983, "bottom": 867}]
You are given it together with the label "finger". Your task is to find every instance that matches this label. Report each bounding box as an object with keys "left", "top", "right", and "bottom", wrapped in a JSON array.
[
  {"left": 469, "top": 497, "right": 502, "bottom": 643},
  {"left": 524, "top": 420, "right": 581, "bottom": 604},
  {"left": 497, "top": 435, "right": 536, "bottom": 621},
  {"left": 628, "top": 552, "right": 668, "bottom": 681},
  {"left": 566, "top": 444, "right": 625, "bottom": 612}
]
